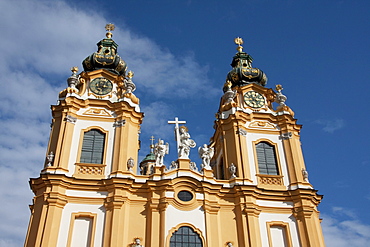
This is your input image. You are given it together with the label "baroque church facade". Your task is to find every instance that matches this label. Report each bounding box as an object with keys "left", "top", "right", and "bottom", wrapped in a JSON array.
[{"left": 24, "top": 25, "right": 325, "bottom": 247}]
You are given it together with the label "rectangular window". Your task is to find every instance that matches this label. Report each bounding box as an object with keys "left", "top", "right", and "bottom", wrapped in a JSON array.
[
  {"left": 80, "top": 129, "right": 105, "bottom": 164},
  {"left": 256, "top": 142, "right": 279, "bottom": 175}
]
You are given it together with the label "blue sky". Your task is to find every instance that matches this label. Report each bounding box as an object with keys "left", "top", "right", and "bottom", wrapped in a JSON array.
[{"left": 0, "top": 0, "right": 369, "bottom": 246}]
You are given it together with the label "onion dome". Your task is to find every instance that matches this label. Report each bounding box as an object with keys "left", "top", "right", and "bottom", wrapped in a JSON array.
[
  {"left": 82, "top": 24, "right": 127, "bottom": 75},
  {"left": 225, "top": 37, "right": 267, "bottom": 92},
  {"left": 141, "top": 152, "right": 155, "bottom": 163}
]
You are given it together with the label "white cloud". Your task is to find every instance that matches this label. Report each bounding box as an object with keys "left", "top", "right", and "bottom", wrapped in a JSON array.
[
  {"left": 315, "top": 118, "right": 345, "bottom": 133},
  {"left": 322, "top": 213, "right": 370, "bottom": 247},
  {"left": 141, "top": 101, "right": 175, "bottom": 140}
]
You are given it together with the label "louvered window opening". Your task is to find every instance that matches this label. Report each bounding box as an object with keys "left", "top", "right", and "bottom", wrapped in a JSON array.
[
  {"left": 170, "top": 226, "right": 203, "bottom": 247},
  {"left": 256, "top": 142, "right": 279, "bottom": 175},
  {"left": 80, "top": 129, "right": 105, "bottom": 164}
]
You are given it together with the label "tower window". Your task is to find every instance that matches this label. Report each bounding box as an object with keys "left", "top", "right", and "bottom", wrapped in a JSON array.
[
  {"left": 170, "top": 226, "right": 203, "bottom": 247},
  {"left": 80, "top": 129, "right": 105, "bottom": 164},
  {"left": 256, "top": 141, "right": 279, "bottom": 175}
]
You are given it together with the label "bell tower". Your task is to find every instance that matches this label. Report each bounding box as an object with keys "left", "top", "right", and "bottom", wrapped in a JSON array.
[
  {"left": 210, "top": 38, "right": 325, "bottom": 246},
  {"left": 25, "top": 24, "right": 144, "bottom": 247}
]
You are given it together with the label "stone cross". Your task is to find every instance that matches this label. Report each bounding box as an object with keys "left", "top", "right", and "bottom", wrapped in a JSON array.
[{"left": 168, "top": 117, "right": 186, "bottom": 152}]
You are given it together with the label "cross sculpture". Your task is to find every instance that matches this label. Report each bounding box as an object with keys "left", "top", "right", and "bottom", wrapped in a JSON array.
[
  {"left": 168, "top": 117, "right": 186, "bottom": 153},
  {"left": 168, "top": 117, "right": 197, "bottom": 159}
]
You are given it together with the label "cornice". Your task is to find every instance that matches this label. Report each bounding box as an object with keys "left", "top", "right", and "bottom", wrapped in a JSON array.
[
  {"left": 51, "top": 96, "right": 144, "bottom": 123},
  {"left": 29, "top": 174, "right": 323, "bottom": 208}
]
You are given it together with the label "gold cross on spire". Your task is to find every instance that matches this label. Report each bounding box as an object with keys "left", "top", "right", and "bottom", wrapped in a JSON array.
[
  {"left": 150, "top": 135, "right": 155, "bottom": 151},
  {"left": 105, "top": 23, "right": 115, "bottom": 32},
  {"left": 105, "top": 23, "right": 115, "bottom": 38},
  {"left": 234, "top": 37, "right": 244, "bottom": 52}
]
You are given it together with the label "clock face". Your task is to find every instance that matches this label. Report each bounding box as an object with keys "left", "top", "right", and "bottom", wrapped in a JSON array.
[
  {"left": 90, "top": 77, "right": 113, "bottom": 95},
  {"left": 244, "top": 91, "right": 265, "bottom": 108}
]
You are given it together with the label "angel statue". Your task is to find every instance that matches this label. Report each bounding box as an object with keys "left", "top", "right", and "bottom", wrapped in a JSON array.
[
  {"left": 198, "top": 144, "right": 214, "bottom": 170},
  {"left": 154, "top": 139, "right": 169, "bottom": 166},
  {"left": 178, "top": 126, "right": 196, "bottom": 159}
]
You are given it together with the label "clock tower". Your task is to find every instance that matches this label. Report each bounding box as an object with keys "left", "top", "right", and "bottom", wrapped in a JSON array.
[
  {"left": 24, "top": 29, "right": 325, "bottom": 246},
  {"left": 24, "top": 24, "right": 144, "bottom": 246}
]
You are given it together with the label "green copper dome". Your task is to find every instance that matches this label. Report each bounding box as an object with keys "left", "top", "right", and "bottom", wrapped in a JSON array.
[
  {"left": 225, "top": 38, "right": 267, "bottom": 91},
  {"left": 82, "top": 24, "right": 127, "bottom": 75},
  {"left": 141, "top": 153, "right": 155, "bottom": 163}
]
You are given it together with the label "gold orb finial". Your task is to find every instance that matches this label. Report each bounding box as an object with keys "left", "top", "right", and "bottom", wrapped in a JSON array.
[
  {"left": 127, "top": 70, "right": 134, "bottom": 79},
  {"left": 224, "top": 80, "right": 232, "bottom": 89},
  {"left": 234, "top": 37, "right": 244, "bottom": 52},
  {"left": 105, "top": 23, "right": 115, "bottom": 38},
  {"left": 275, "top": 84, "right": 283, "bottom": 92},
  {"left": 71, "top": 66, "right": 78, "bottom": 73}
]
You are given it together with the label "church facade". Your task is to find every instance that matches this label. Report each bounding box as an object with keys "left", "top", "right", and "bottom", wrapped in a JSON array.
[{"left": 24, "top": 25, "right": 326, "bottom": 247}]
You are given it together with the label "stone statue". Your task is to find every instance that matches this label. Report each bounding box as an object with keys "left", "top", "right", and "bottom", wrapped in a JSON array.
[
  {"left": 127, "top": 157, "right": 134, "bottom": 171},
  {"left": 198, "top": 144, "right": 214, "bottom": 170},
  {"left": 169, "top": 161, "right": 178, "bottom": 170},
  {"left": 302, "top": 168, "right": 309, "bottom": 182},
  {"left": 46, "top": 151, "right": 54, "bottom": 167},
  {"left": 229, "top": 163, "right": 236, "bottom": 179},
  {"left": 190, "top": 162, "right": 198, "bottom": 171},
  {"left": 132, "top": 238, "right": 143, "bottom": 247},
  {"left": 154, "top": 139, "right": 169, "bottom": 166},
  {"left": 178, "top": 126, "right": 196, "bottom": 159}
]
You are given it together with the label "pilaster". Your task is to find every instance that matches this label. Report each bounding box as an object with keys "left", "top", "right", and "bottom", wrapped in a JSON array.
[
  {"left": 43, "top": 110, "right": 76, "bottom": 174},
  {"left": 279, "top": 118, "right": 311, "bottom": 188},
  {"left": 111, "top": 102, "right": 143, "bottom": 176},
  {"left": 40, "top": 193, "right": 67, "bottom": 247},
  {"left": 203, "top": 193, "right": 221, "bottom": 247},
  {"left": 244, "top": 203, "right": 262, "bottom": 247},
  {"left": 103, "top": 194, "right": 125, "bottom": 246}
]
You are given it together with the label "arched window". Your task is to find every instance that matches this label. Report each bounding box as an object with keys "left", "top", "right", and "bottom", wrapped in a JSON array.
[
  {"left": 256, "top": 141, "right": 279, "bottom": 175},
  {"left": 80, "top": 129, "right": 105, "bottom": 164},
  {"left": 169, "top": 226, "right": 203, "bottom": 247}
]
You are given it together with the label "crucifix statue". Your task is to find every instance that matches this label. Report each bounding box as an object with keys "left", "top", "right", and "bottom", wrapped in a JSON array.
[{"left": 168, "top": 117, "right": 196, "bottom": 159}]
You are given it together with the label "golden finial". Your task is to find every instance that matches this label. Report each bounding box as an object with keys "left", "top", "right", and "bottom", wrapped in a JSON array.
[
  {"left": 105, "top": 23, "right": 115, "bottom": 38},
  {"left": 127, "top": 70, "right": 134, "bottom": 79},
  {"left": 71, "top": 66, "right": 78, "bottom": 74},
  {"left": 234, "top": 37, "right": 244, "bottom": 52},
  {"left": 150, "top": 135, "right": 155, "bottom": 150},
  {"left": 275, "top": 84, "right": 283, "bottom": 92},
  {"left": 224, "top": 80, "right": 232, "bottom": 89}
]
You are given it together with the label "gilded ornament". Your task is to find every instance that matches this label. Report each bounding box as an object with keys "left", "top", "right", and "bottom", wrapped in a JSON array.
[
  {"left": 275, "top": 84, "right": 283, "bottom": 91},
  {"left": 127, "top": 70, "right": 134, "bottom": 78},
  {"left": 234, "top": 37, "right": 244, "bottom": 52},
  {"left": 105, "top": 23, "right": 115, "bottom": 32},
  {"left": 105, "top": 23, "right": 115, "bottom": 38},
  {"left": 71, "top": 66, "right": 78, "bottom": 73},
  {"left": 224, "top": 80, "right": 232, "bottom": 89}
]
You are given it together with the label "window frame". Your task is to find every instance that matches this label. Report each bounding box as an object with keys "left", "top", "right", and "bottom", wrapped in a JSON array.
[
  {"left": 166, "top": 223, "right": 205, "bottom": 247},
  {"left": 66, "top": 212, "right": 97, "bottom": 247},
  {"left": 77, "top": 126, "right": 108, "bottom": 165},
  {"left": 253, "top": 139, "right": 282, "bottom": 176},
  {"left": 266, "top": 221, "right": 293, "bottom": 247}
]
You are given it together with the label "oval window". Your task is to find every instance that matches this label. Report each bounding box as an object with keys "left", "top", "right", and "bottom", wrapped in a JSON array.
[{"left": 178, "top": 190, "right": 193, "bottom": 202}]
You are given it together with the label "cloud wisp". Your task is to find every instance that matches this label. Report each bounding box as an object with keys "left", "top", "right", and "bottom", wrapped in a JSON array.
[
  {"left": 322, "top": 207, "right": 370, "bottom": 247},
  {"left": 315, "top": 118, "right": 345, "bottom": 133}
]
